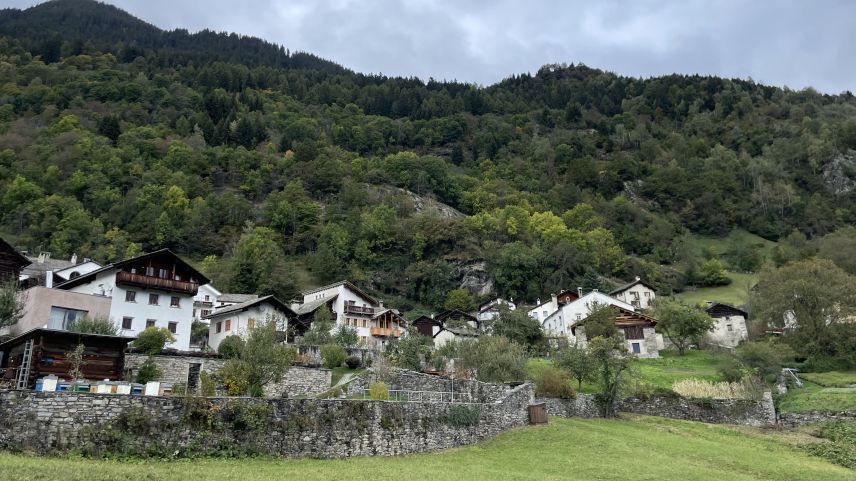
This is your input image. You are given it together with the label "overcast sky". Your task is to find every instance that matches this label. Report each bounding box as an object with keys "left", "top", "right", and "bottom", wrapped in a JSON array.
[{"left": 5, "top": 0, "right": 856, "bottom": 93}]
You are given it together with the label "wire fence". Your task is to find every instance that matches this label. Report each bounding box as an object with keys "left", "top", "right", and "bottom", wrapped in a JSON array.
[{"left": 355, "top": 389, "right": 473, "bottom": 403}]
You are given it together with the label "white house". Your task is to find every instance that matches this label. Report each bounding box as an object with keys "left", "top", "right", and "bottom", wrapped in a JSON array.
[
  {"left": 541, "top": 290, "right": 635, "bottom": 337},
  {"left": 192, "top": 283, "right": 222, "bottom": 323},
  {"left": 54, "top": 249, "right": 209, "bottom": 351},
  {"left": 20, "top": 251, "right": 102, "bottom": 288},
  {"left": 205, "top": 295, "right": 295, "bottom": 351},
  {"left": 414, "top": 310, "right": 481, "bottom": 348},
  {"left": 476, "top": 298, "right": 516, "bottom": 323},
  {"left": 704, "top": 302, "right": 749, "bottom": 349},
  {"left": 527, "top": 288, "right": 581, "bottom": 324},
  {"left": 609, "top": 277, "right": 657, "bottom": 310},
  {"left": 290, "top": 280, "right": 405, "bottom": 348}
]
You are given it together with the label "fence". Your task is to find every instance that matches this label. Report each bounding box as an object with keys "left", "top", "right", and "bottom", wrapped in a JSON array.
[{"left": 354, "top": 388, "right": 474, "bottom": 403}]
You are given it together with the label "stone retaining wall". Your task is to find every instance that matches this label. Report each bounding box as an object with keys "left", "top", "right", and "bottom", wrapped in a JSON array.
[
  {"left": 124, "top": 353, "right": 331, "bottom": 398},
  {"left": 0, "top": 383, "right": 533, "bottom": 458},
  {"left": 538, "top": 391, "right": 777, "bottom": 426},
  {"left": 346, "top": 368, "right": 511, "bottom": 403},
  {"left": 777, "top": 410, "right": 856, "bottom": 427}
]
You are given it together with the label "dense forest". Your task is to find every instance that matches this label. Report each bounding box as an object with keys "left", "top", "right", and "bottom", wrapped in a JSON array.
[{"left": 2, "top": 0, "right": 856, "bottom": 314}]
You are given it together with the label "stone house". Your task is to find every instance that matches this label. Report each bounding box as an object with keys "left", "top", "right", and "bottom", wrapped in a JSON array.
[
  {"left": 609, "top": 277, "right": 657, "bottom": 310},
  {"left": 541, "top": 290, "right": 635, "bottom": 337},
  {"left": 205, "top": 295, "right": 295, "bottom": 351},
  {"left": 571, "top": 307, "right": 662, "bottom": 358},
  {"left": 704, "top": 302, "right": 749, "bottom": 349}
]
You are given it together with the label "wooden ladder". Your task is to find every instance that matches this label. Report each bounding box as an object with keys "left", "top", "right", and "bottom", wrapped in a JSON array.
[{"left": 15, "top": 338, "right": 34, "bottom": 390}]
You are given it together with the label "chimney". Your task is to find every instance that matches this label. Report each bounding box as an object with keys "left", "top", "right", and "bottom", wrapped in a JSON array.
[
  {"left": 45, "top": 271, "right": 53, "bottom": 288},
  {"left": 551, "top": 293, "right": 558, "bottom": 306},
  {"left": 83, "top": 258, "right": 91, "bottom": 263},
  {"left": 536, "top": 298, "right": 541, "bottom": 306},
  {"left": 38, "top": 251, "right": 50, "bottom": 263},
  {"left": 577, "top": 287, "right": 583, "bottom": 297},
  {"left": 379, "top": 299, "right": 384, "bottom": 308},
  {"left": 70, "top": 253, "right": 78, "bottom": 265},
  {"left": 635, "top": 276, "right": 641, "bottom": 281}
]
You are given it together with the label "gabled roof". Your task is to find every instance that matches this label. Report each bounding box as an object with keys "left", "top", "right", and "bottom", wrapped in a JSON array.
[
  {"left": 572, "top": 305, "right": 658, "bottom": 329},
  {"left": 435, "top": 309, "right": 478, "bottom": 323},
  {"left": 292, "top": 294, "right": 338, "bottom": 316},
  {"left": 204, "top": 295, "right": 296, "bottom": 319},
  {"left": 609, "top": 277, "right": 657, "bottom": 296},
  {"left": 0, "top": 237, "right": 31, "bottom": 270},
  {"left": 217, "top": 293, "right": 259, "bottom": 304},
  {"left": 705, "top": 302, "right": 748, "bottom": 318},
  {"left": 55, "top": 249, "right": 210, "bottom": 290},
  {"left": 0, "top": 327, "right": 135, "bottom": 349},
  {"left": 478, "top": 298, "right": 515, "bottom": 313},
  {"left": 301, "top": 280, "right": 377, "bottom": 305}
]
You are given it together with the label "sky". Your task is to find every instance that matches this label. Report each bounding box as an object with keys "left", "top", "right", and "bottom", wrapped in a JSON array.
[{"left": 4, "top": 0, "right": 856, "bottom": 93}]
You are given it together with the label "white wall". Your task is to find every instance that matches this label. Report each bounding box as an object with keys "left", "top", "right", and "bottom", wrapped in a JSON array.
[
  {"left": 207, "top": 302, "right": 288, "bottom": 351},
  {"left": 705, "top": 314, "right": 748, "bottom": 348},
  {"left": 63, "top": 270, "right": 196, "bottom": 350},
  {"left": 613, "top": 283, "right": 657, "bottom": 309},
  {"left": 193, "top": 283, "right": 220, "bottom": 322},
  {"left": 53, "top": 260, "right": 103, "bottom": 281}
]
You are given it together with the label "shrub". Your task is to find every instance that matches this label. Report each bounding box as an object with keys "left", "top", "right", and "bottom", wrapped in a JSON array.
[
  {"left": 320, "top": 343, "right": 347, "bottom": 369},
  {"left": 369, "top": 381, "right": 389, "bottom": 400},
  {"left": 456, "top": 336, "right": 528, "bottom": 383},
  {"left": 444, "top": 405, "right": 481, "bottom": 427},
  {"left": 172, "top": 383, "right": 187, "bottom": 396},
  {"left": 135, "top": 356, "right": 161, "bottom": 384},
  {"left": 131, "top": 327, "right": 175, "bottom": 355},
  {"left": 737, "top": 340, "right": 795, "bottom": 382},
  {"left": 218, "top": 335, "right": 245, "bottom": 359},
  {"left": 67, "top": 316, "right": 119, "bottom": 335},
  {"left": 534, "top": 366, "right": 576, "bottom": 399},
  {"left": 199, "top": 371, "right": 216, "bottom": 397},
  {"left": 221, "top": 359, "right": 250, "bottom": 396},
  {"left": 717, "top": 358, "right": 747, "bottom": 383},
  {"left": 652, "top": 387, "right": 682, "bottom": 399},
  {"left": 344, "top": 355, "right": 361, "bottom": 369}
]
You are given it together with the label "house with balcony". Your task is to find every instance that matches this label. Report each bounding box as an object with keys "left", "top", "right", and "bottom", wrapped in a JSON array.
[
  {"left": 53, "top": 249, "right": 209, "bottom": 351},
  {"left": 571, "top": 307, "right": 663, "bottom": 358},
  {"left": 290, "top": 280, "right": 405, "bottom": 347},
  {"left": 205, "top": 295, "right": 295, "bottom": 351},
  {"left": 609, "top": 277, "right": 657, "bottom": 310},
  {"left": 540, "top": 289, "right": 634, "bottom": 337}
]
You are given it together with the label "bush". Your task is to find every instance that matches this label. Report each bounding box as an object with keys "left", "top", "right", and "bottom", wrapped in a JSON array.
[
  {"left": 320, "top": 343, "right": 347, "bottom": 369},
  {"left": 67, "top": 316, "right": 118, "bottom": 335},
  {"left": 456, "top": 336, "right": 528, "bottom": 383},
  {"left": 218, "top": 335, "right": 245, "bottom": 359},
  {"left": 444, "top": 405, "right": 481, "bottom": 427},
  {"left": 718, "top": 358, "right": 748, "bottom": 383},
  {"left": 652, "top": 387, "right": 682, "bottom": 399},
  {"left": 221, "top": 359, "right": 250, "bottom": 396},
  {"left": 135, "top": 356, "right": 161, "bottom": 384},
  {"left": 534, "top": 366, "right": 576, "bottom": 399},
  {"left": 737, "top": 340, "right": 794, "bottom": 382},
  {"left": 199, "top": 371, "right": 216, "bottom": 396},
  {"left": 369, "top": 381, "right": 389, "bottom": 400},
  {"left": 672, "top": 379, "right": 758, "bottom": 400},
  {"left": 131, "top": 327, "right": 175, "bottom": 355},
  {"left": 344, "top": 355, "right": 361, "bottom": 369}
]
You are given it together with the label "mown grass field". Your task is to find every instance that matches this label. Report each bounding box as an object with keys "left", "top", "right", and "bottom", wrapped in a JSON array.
[
  {"left": 1, "top": 416, "right": 851, "bottom": 481},
  {"left": 674, "top": 271, "right": 757, "bottom": 307},
  {"left": 778, "top": 377, "right": 856, "bottom": 413}
]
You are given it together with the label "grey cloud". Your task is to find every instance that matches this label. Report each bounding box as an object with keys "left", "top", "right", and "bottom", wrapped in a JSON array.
[{"left": 3, "top": 0, "right": 855, "bottom": 92}]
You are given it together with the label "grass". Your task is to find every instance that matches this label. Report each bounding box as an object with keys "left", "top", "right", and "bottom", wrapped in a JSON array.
[
  {"left": 798, "top": 372, "right": 856, "bottom": 388},
  {"left": 529, "top": 350, "right": 730, "bottom": 394},
  {"left": 675, "top": 271, "right": 757, "bottom": 307},
  {"left": 778, "top": 379, "right": 856, "bottom": 413},
  {"left": 686, "top": 230, "right": 777, "bottom": 258},
  {"left": 1, "top": 416, "right": 852, "bottom": 481},
  {"left": 330, "top": 367, "right": 365, "bottom": 387}
]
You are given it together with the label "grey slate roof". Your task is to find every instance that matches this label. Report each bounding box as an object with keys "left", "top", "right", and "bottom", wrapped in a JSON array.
[
  {"left": 204, "top": 295, "right": 295, "bottom": 319},
  {"left": 292, "top": 294, "right": 338, "bottom": 316},
  {"left": 217, "top": 293, "right": 259, "bottom": 304}
]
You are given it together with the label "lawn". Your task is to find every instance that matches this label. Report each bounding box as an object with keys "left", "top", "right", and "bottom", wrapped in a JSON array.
[
  {"left": 330, "top": 367, "right": 365, "bottom": 387},
  {"left": 529, "top": 350, "right": 730, "bottom": 393},
  {"left": 675, "top": 271, "right": 757, "bottom": 307},
  {"left": 798, "top": 372, "right": 856, "bottom": 388},
  {"left": 778, "top": 379, "right": 856, "bottom": 413},
  {"left": 1, "top": 416, "right": 850, "bottom": 481}
]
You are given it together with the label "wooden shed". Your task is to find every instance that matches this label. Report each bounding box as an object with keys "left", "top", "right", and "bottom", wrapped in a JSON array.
[{"left": 0, "top": 328, "right": 134, "bottom": 389}]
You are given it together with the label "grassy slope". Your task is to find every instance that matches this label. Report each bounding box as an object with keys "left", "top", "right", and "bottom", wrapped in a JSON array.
[
  {"left": 1, "top": 416, "right": 850, "bottom": 481},
  {"left": 778, "top": 376, "right": 856, "bottom": 413},
  {"left": 675, "top": 271, "right": 757, "bottom": 307}
]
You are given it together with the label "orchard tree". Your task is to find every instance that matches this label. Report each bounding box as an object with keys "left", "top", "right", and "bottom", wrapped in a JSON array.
[{"left": 650, "top": 299, "right": 714, "bottom": 355}]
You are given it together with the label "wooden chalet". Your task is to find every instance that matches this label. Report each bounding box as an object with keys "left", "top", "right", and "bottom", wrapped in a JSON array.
[
  {"left": 0, "top": 237, "right": 29, "bottom": 281},
  {"left": 413, "top": 315, "right": 442, "bottom": 338},
  {"left": 0, "top": 328, "right": 134, "bottom": 389}
]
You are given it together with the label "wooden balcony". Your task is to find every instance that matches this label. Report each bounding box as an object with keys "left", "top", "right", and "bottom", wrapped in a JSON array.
[
  {"left": 344, "top": 304, "right": 375, "bottom": 316},
  {"left": 116, "top": 271, "right": 199, "bottom": 295},
  {"left": 370, "top": 327, "right": 401, "bottom": 337}
]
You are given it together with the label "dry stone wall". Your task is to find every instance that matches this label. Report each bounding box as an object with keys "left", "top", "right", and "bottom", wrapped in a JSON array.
[
  {"left": 346, "top": 368, "right": 511, "bottom": 403},
  {"left": 537, "top": 392, "right": 777, "bottom": 426},
  {"left": 778, "top": 410, "right": 856, "bottom": 427},
  {"left": 0, "top": 383, "right": 533, "bottom": 458}
]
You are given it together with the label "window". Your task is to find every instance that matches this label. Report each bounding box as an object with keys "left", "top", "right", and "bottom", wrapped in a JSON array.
[
  {"left": 149, "top": 293, "right": 159, "bottom": 305},
  {"left": 122, "top": 317, "right": 133, "bottom": 329},
  {"left": 48, "top": 307, "right": 87, "bottom": 330},
  {"left": 216, "top": 321, "right": 222, "bottom": 333},
  {"left": 225, "top": 319, "right": 231, "bottom": 331},
  {"left": 576, "top": 313, "right": 582, "bottom": 321},
  {"left": 631, "top": 342, "right": 641, "bottom": 354},
  {"left": 542, "top": 310, "right": 548, "bottom": 318},
  {"left": 644, "top": 292, "right": 651, "bottom": 298},
  {"left": 201, "top": 309, "right": 210, "bottom": 317},
  {"left": 727, "top": 324, "right": 733, "bottom": 332},
  {"left": 204, "top": 295, "right": 210, "bottom": 302},
  {"left": 192, "top": 309, "right": 197, "bottom": 317},
  {"left": 168, "top": 322, "right": 177, "bottom": 334},
  {"left": 631, "top": 292, "right": 640, "bottom": 300},
  {"left": 159, "top": 268, "right": 169, "bottom": 279},
  {"left": 247, "top": 319, "right": 255, "bottom": 330},
  {"left": 125, "top": 290, "right": 136, "bottom": 303},
  {"left": 146, "top": 266, "right": 155, "bottom": 276},
  {"left": 146, "top": 319, "right": 156, "bottom": 328},
  {"left": 170, "top": 296, "right": 180, "bottom": 308}
]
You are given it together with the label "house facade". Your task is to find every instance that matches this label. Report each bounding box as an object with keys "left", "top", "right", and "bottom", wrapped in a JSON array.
[
  {"left": 476, "top": 298, "right": 516, "bottom": 323},
  {"left": 0, "top": 237, "right": 30, "bottom": 281},
  {"left": 290, "top": 281, "right": 405, "bottom": 348},
  {"left": 704, "top": 302, "right": 749, "bottom": 349},
  {"left": 54, "top": 249, "right": 209, "bottom": 351},
  {"left": 540, "top": 290, "right": 635, "bottom": 337},
  {"left": 526, "top": 288, "right": 580, "bottom": 324},
  {"left": 572, "top": 307, "right": 662, "bottom": 358},
  {"left": 192, "top": 283, "right": 221, "bottom": 323},
  {"left": 609, "top": 277, "right": 657, "bottom": 309},
  {"left": 12, "top": 286, "right": 112, "bottom": 335},
  {"left": 414, "top": 310, "right": 481, "bottom": 348},
  {"left": 205, "top": 295, "right": 294, "bottom": 350}
]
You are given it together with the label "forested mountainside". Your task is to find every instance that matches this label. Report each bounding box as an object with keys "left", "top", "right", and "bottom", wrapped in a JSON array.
[{"left": 2, "top": 0, "right": 856, "bottom": 313}]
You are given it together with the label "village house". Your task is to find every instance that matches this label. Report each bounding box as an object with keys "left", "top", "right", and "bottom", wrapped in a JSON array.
[
  {"left": 192, "top": 283, "right": 221, "bottom": 323},
  {"left": 0, "top": 237, "right": 30, "bottom": 281},
  {"left": 540, "top": 289, "right": 635, "bottom": 337},
  {"left": 205, "top": 295, "right": 295, "bottom": 350},
  {"left": 571, "top": 307, "right": 662, "bottom": 358},
  {"left": 476, "top": 297, "right": 516, "bottom": 324},
  {"left": 609, "top": 277, "right": 657, "bottom": 310},
  {"left": 526, "top": 288, "right": 580, "bottom": 323},
  {"left": 414, "top": 309, "right": 481, "bottom": 348},
  {"left": 290, "top": 280, "right": 406, "bottom": 348},
  {"left": 52, "top": 249, "right": 210, "bottom": 351},
  {"left": 704, "top": 302, "right": 749, "bottom": 349},
  {"left": 19, "top": 251, "right": 103, "bottom": 289}
]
